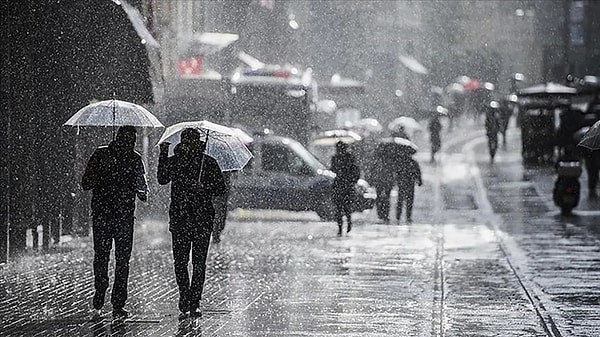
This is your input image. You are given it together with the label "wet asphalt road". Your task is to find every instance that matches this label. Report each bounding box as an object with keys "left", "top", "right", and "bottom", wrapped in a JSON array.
[{"left": 1, "top": 118, "right": 599, "bottom": 336}]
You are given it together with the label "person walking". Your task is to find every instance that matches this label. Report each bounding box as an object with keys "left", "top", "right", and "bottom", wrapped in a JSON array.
[
  {"left": 485, "top": 102, "right": 501, "bottom": 164},
  {"left": 157, "top": 128, "right": 226, "bottom": 318},
  {"left": 81, "top": 125, "right": 148, "bottom": 319},
  {"left": 395, "top": 154, "right": 423, "bottom": 224},
  {"left": 428, "top": 114, "right": 442, "bottom": 163},
  {"left": 330, "top": 141, "right": 360, "bottom": 236},
  {"left": 372, "top": 141, "right": 395, "bottom": 223}
]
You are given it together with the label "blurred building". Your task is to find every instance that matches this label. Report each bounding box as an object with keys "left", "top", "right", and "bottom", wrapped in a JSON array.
[{"left": 149, "top": 0, "right": 599, "bottom": 130}]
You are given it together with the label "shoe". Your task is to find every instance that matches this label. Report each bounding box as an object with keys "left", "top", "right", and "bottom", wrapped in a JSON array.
[
  {"left": 346, "top": 223, "right": 352, "bottom": 233},
  {"left": 337, "top": 225, "right": 342, "bottom": 237},
  {"left": 93, "top": 291, "right": 105, "bottom": 310},
  {"left": 190, "top": 309, "right": 202, "bottom": 318},
  {"left": 113, "top": 308, "right": 130, "bottom": 319},
  {"left": 407, "top": 217, "right": 412, "bottom": 224},
  {"left": 179, "top": 295, "right": 190, "bottom": 314}
]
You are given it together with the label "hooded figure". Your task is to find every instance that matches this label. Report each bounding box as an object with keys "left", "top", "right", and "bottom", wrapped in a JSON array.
[
  {"left": 157, "top": 128, "right": 226, "bottom": 318},
  {"left": 81, "top": 125, "right": 148, "bottom": 319},
  {"left": 330, "top": 141, "right": 360, "bottom": 236}
]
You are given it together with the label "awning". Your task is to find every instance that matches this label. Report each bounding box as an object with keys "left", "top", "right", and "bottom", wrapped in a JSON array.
[
  {"left": 180, "top": 32, "right": 239, "bottom": 58},
  {"left": 399, "top": 55, "right": 428, "bottom": 75}
]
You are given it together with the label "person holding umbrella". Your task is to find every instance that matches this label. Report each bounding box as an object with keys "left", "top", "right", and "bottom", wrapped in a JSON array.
[
  {"left": 330, "top": 141, "right": 360, "bottom": 236},
  {"left": 81, "top": 125, "right": 148, "bottom": 319},
  {"left": 157, "top": 128, "right": 227, "bottom": 318},
  {"left": 395, "top": 153, "right": 423, "bottom": 224}
]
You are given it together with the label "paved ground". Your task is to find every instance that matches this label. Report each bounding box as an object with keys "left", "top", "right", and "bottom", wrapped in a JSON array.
[{"left": 1, "top": 117, "right": 599, "bottom": 336}]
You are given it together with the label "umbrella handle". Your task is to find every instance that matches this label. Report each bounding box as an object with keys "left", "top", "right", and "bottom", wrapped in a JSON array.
[{"left": 198, "top": 131, "right": 209, "bottom": 182}]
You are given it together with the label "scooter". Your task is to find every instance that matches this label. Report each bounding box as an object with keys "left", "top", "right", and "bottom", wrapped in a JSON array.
[{"left": 553, "top": 160, "right": 582, "bottom": 215}]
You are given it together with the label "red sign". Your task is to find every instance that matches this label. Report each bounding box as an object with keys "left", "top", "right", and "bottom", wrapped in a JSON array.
[{"left": 176, "top": 56, "right": 203, "bottom": 76}]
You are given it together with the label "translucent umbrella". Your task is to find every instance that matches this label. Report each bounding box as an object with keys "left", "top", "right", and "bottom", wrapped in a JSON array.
[
  {"left": 578, "top": 121, "right": 600, "bottom": 151},
  {"left": 157, "top": 120, "right": 253, "bottom": 172},
  {"left": 64, "top": 99, "right": 163, "bottom": 128}
]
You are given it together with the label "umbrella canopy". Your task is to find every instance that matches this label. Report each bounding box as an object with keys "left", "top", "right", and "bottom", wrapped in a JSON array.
[
  {"left": 352, "top": 118, "right": 383, "bottom": 135},
  {"left": 388, "top": 116, "right": 422, "bottom": 133},
  {"left": 157, "top": 120, "right": 253, "bottom": 171},
  {"left": 231, "top": 127, "right": 254, "bottom": 144},
  {"left": 517, "top": 82, "right": 577, "bottom": 98},
  {"left": 578, "top": 121, "right": 600, "bottom": 151},
  {"left": 64, "top": 99, "right": 163, "bottom": 128},
  {"left": 310, "top": 130, "right": 362, "bottom": 146}
]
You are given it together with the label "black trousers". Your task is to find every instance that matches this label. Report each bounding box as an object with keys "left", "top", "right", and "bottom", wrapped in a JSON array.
[
  {"left": 92, "top": 216, "right": 134, "bottom": 310},
  {"left": 375, "top": 184, "right": 393, "bottom": 221},
  {"left": 171, "top": 223, "right": 212, "bottom": 312},
  {"left": 333, "top": 187, "right": 353, "bottom": 226},
  {"left": 396, "top": 184, "right": 415, "bottom": 220}
]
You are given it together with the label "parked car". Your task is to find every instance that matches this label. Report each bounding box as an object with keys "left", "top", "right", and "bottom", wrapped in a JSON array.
[{"left": 229, "top": 133, "right": 376, "bottom": 221}]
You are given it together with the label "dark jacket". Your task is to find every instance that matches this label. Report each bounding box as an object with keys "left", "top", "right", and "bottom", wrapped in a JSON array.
[
  {"left": 395, "top": 156, "right": 422, "bottom": 189},
  {"left": 485, "top": 108, "right": 500, "bottom": 137},
  {"left": 81, "top": 141, "right": 147, "bottom": 220},
  {"left": 157, "top": 143, "right": 226, "bottom": 231},
  {"left": 331, "top": 151, "right": 359, "bottom": 191}
]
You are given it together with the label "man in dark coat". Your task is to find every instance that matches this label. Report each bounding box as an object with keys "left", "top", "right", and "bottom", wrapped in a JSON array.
[
  {"left": 395, "top": 155, "right": 422, "bottom": 223},
  {"left": 428, "top": 115, "right": 442, "bottom": 163},
  {"left": 157, "top": 128, "right": 226, "bottom": 318},
  {"left": 81, "top": 125, "right": 148, "bottom": 319},
  {"left": 330, "top": 141, "right": 360, "bottom": 236},
  {"left": 484, "top": 103, "right": 501, "bottom": 164},
  {"left": 372, "top": 141, "right": 396, "bottom": 223}
]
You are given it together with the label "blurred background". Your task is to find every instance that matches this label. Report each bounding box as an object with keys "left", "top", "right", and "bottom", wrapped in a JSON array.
[{"left": 2, "top": 0, "right": 599, "bottom": 260}]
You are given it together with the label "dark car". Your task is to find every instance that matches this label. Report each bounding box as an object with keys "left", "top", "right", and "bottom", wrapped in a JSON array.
[{"left": 229, "top": 134, "right": 376, "bottom": 221}]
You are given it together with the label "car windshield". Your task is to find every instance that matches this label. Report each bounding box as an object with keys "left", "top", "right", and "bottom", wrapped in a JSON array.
[{"left": 287, "top": 140, "right": 327, "bottom": 171}]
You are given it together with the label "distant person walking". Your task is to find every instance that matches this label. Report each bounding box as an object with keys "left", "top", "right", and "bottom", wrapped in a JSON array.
[
  {"left": 428, "top": 115, "right": 442, "bottom": 163},
  {"left": 395, "top": 155, "right": 423, "bottom": 224},
  {"left": 81, "top": 125, "right": 148, "bottom": 319},
  {"left": 485, "top": 102, "right": 501, "bottom": 164},
  {"left": 157, "top": 128, "right": 226, "bottom": 318},
  {"left": 330, "top": 141, "right": 360, "bottom": 236},
  {"left": 372, "top": 141, "right": 395, "bottom": 223}
]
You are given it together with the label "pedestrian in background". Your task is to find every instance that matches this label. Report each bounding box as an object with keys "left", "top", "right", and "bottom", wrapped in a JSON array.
[
  {"left": 330, "top": 141, "right": 360, "bottom": 236},
  {"left": 484, "top": 102, "right": 501, "bottom": 164},
  {"left": 395, "top": 154, "right": 422, "bottom": 224},
  {"left": 81, "top": 125, "right": 148, "bottom": 319},
  {"left": 157, "top": 128, "right": 226, "bottom": 318},
  {"left": 372, "top": 141, "right": 395, "bottom": 223},
  {"left": 428, "top": 114, "right": 442, "bottom": 163},
  {"left": 212, "top": 171, "right": 231, "bottom": 243}
]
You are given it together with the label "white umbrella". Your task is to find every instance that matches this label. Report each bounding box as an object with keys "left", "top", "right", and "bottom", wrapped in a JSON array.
[
  {"left": 157, "top": 120, "right": 253, "bottom": 172},
  {"left": 64, "top": 99, "right": 163, "bottom": 128},
  {"left": 310, "top": 130, "right": 362, "bottom": 146},
  {"left": 388, "top": 116, "right": 422, "bottom": 133}
]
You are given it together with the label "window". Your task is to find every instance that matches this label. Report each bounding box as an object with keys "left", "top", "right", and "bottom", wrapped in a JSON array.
[{"left": 262, "top": 144, "right": 290, "bottom": 172}]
